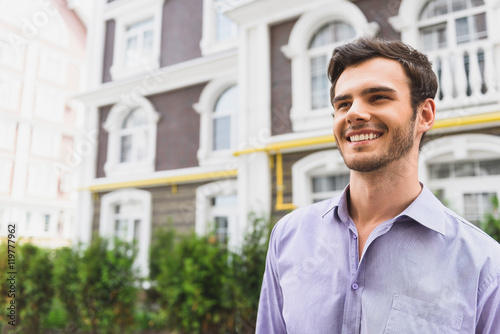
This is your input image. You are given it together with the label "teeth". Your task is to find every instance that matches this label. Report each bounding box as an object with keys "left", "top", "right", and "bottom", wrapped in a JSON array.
[{"left": 349, "top": 133, "right": 379, "bottom": 142}]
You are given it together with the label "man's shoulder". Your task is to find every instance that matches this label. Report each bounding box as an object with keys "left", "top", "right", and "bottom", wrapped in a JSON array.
[{"left": 272, "top": 196, "right": 339, "bottom": 237}]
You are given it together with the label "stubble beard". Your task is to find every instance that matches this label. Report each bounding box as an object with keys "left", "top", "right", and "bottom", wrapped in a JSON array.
[{"left": 336, "top": 117, "right": 416, "bottom": 173}]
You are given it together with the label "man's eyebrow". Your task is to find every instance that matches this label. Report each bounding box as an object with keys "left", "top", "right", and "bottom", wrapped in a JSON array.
[{"left": 332, "top": 86, "right": 397, "bottom": 105}]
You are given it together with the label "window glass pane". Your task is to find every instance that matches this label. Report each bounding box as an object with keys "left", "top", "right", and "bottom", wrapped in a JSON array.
[
  {"left": 479, "top": 160, "right": 500, "bottom": 176},
  {"left": 312, "top": 174, "right": 350, "bottom": 193},
  {"left": 122, "top": 108, "right": 147, "bottom": 129},
  {"left": 136, "top": 129, "right": 149, "bottom": 161},
  {"left": 464, "top": 192, "right": 496, "bottom": 225},
  {"left": 214, "top": 216, "right": 228, "bottom": 244},
  {"left": 215, "top": 10, "right": 236, "bottom": 41},
  {"left": 429, "top": 163, "right": 451, "bottom": 179},
  {"left": 420, "top": 0, "right": 448, "bottom": 19},
  {"left": 120, "top": 135, "right": 133, "bottom": 162},
  {"left": 143, "top": 30, "right": 154, "bottom": 53},
  {"left": 213, "top": 116, "right": 231, "bottom": 150},
  {"left": 420, "top": 24, "right": 448, "bottom": 51},
  {"left": 452, "top": 0, "right": 467, "bottom": 12},
  {"left": 473, "top": 13, "right": 487, "bottom": 40},
  {"left": 311, "top": 56, "right": 328, "bottom": 110},
  {"left": 214, "top": 86, "right": 237, "bottom": 113},
  {"left": 115, "top": 219, "right": 128, "bottom": 240},
  {"left": 471, "top": 0, "right": 484, "bottom": 7},
  {"left": 455, "top": 17, "right": 470, "bottom": 44},
  {"left": 454, "top": 161, "right": 475, "bottom": 177},
  {"left": 134, "top": 219, "right": 141, "bottom": 241},
  {"left": 309, "top": 22, "right": 355, "bottom": 49},
  {"left": 44, "top": 214, "right": 50, "bottom": 232},
  {"left": 213, "top": 195, "right": 237, "bottom": 207}
]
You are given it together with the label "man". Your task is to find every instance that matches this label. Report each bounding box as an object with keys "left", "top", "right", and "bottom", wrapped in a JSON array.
[{"left": 256, "top": 37, "right": 500, "bottom": 333}]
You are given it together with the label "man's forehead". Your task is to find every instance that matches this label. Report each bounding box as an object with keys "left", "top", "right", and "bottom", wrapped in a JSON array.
[{"left": 334, "top": 58, "right": 409, "bottom": 96}]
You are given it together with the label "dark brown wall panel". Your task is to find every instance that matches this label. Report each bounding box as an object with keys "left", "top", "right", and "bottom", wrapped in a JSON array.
[
  {"left": 270, "top": 18, "right": 298, "bottom": 136},
  {"left": 102, "top": 20, "right": 115, "bottom": 83},
  {"left": 149, "top": 83, "right": 206, "bottom": 171},
  {"left": 96, "top": 106, "right": 111, "bottom": 178},
  {"left": 160, "top": 0, "right": 203, "bottom": 67},
  {"left": 353, "top": 0, "right": 402, "bottom": 40}
]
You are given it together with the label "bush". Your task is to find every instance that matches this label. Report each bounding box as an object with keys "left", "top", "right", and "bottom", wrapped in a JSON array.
[
  {"left": 150, "top": 214, "right": 271, "bottom": 334},
  {"left": 481, "top": 195, "right": 500, "bottom": 242},
  {"left": 78, "top": 237, "right": 138, "bottom": 334},
  {"left": 17, "top": 243, "right": 54, "bottom": 334},
  {"left": 52, "top": 246, "right": 81, "bottom": 332}
]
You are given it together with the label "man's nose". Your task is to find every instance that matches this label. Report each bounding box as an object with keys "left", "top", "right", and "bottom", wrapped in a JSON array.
[{"left": 346, "top": 101, "right": 371, "bottom": 124}]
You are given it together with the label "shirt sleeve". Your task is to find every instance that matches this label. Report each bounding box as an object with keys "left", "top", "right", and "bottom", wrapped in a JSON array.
[
  {"left": 255, "top": 223, "right": 287, "bottom": 334},
  {"left": 475, "top": 266, "right": 500, "bottom": 333}
]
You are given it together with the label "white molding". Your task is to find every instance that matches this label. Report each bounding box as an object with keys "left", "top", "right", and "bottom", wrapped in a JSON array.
[
  {"left": 193, "top": 75, "right": 238, "bottom": 166},
  {"left": 75, "top": 50, "right": 238, "bottom": 107},
  {"left": 292, "top": 149, "right": 348, "bottom": 208},
  {"left": 283, "top": 2, "right": 379, "bottom": 132},
  {"left": 195, "top": 179, "right": 238, "bottom": 249},
  {"left": 103, "top": 95, "right": 159, "bottom": 177},
  {"left": 99, "top": 188, "right": 152, "bottom": 277}
]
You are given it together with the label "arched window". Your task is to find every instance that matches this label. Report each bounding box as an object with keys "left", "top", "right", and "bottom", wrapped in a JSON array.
[
  {"left": 309, "top": 22, "right": 355, "bottom": 110},
  {"left": 292, "top": 150, "right": 350, "bottom": 207},
  {"left": 195, "top": 180, "right": 238, "bottom": 249},
  {"left": 213, "top": 85, "right": 237, "bottom": 151},
  {"left": 118, "top": 108, "right": 149, "bottom": 163},
  {"left": 392, "top": 0, "right": 496, "bottom": 108},
  {"left": 194, "top": 78, "right": 238, "bottom": 165},
  {"left": 282, "top": 2, "right": 378, "bottom": 132},
  {"left": 100, "top": 189, "right": 152, "bottom": 277},
  {"left": 420, "top": 134, "right": 500, "bottom": 225},
  {"left": 104, "top": 96, "right": 159, "bottom": 176}
]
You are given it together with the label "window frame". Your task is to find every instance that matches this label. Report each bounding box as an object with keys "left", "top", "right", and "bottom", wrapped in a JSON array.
[
  {"left": 420, "top": 134, "right": 500, "bottom": 225},
  {"left": 103, "top": 95, "right": 159, "bottom": 177},
  {"left": 106, "top": 0, "right": 163, "bottom": 80},
  {"left": 193, "top": 76, "right": 238, "bottom": 166},
  {"left": 281, "top": 3, "right": 378, "bottom": 132},
  {"left": 201, "top": 0, "right": 239, "bottom": 56},
  {"left": 195, "top": 180, "right": 238, "bottom": 249},
  {"left": 292, "top": 149, "right": 350, "bottom": 207},
  {"left": 99, "top": 188, "right": 152, "bottom": 277}
]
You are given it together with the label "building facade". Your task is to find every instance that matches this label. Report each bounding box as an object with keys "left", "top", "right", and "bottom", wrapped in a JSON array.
[
  {"left": 0, "top": 0, "right": 87, "bottom": 247},
  {"left": 77, "top": 0, "right": 500, "bottom": 277}
]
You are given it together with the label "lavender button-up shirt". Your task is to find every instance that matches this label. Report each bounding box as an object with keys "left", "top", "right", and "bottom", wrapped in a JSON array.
[{"left": 256, "top": 185, "right": 500, "bottom": 333}]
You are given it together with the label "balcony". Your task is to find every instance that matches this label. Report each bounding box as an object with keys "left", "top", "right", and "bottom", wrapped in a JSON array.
[{"left": 427, "top": 41, "right": 500, "bottom": 117}]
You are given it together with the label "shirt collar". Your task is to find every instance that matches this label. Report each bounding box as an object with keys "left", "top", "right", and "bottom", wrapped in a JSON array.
[{"left": 322, "top": 183, "right": 447, "bottom": 236}]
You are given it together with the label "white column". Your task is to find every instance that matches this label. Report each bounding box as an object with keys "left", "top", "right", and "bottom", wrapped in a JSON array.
[
  {"left": 74, "top": 104, "right": 99, "bottom": 246},
  {"left": 237, "top": 23, "right": 271, "bottom": 245}
]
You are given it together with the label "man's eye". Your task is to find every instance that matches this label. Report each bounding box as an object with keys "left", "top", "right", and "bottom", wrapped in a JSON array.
[
  {"left": 336, "top": 102, "right": 350, "bottom": 110},
  {"left": 372, "top": 95, "right": 388, "bottom": 101}
]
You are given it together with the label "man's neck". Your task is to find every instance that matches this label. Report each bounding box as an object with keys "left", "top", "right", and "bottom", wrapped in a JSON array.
[{"left": 347, "top": 161, "right": 422, "bottom": 231}]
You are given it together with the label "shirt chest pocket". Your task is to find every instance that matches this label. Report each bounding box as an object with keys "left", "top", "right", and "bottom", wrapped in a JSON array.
[{"left": 384, "top": 294, "right": 464, "bottom": 334}]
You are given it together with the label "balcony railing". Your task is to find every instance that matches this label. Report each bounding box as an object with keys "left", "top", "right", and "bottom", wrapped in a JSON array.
[{"left": 426, "top": 41, "right": 499, "bottom": 112}]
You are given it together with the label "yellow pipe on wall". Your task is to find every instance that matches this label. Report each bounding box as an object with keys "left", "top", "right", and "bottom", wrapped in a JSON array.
[{"left": 275, "top": 152, "right": 297, "bottom": 211}]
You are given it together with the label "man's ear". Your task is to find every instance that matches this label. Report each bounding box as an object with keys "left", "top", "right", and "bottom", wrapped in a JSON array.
[{"left": 417, "top": 98, "right": 436, "bottom": 134}]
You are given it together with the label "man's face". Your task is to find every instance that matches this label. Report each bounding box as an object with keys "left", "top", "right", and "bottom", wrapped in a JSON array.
[{"left": 332, "top": 57, "right": 418, "bottom": 173}]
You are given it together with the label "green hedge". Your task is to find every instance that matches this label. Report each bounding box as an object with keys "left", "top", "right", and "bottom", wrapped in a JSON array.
[{"left": 0, "top": 214, "right": 271, "bottom": 333}]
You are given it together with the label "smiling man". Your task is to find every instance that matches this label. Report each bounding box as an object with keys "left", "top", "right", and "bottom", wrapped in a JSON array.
[{"left": 256, "top": 37, "right": 500, "bottom": 333}]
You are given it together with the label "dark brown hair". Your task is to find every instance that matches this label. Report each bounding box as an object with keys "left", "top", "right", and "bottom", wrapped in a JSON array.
[{"left": 328, "top": 36, "right": 438, "bottom": 116}]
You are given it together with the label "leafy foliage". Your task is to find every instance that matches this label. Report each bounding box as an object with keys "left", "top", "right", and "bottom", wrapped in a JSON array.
[
  {"left": 78, "top": 236, "right": 138, "bottom": 334},
  {"left": 16, "top": 243, "right": 54, "bottom": 334},
  {"left": 481, "top": 195, "right": 500, "bottom": 242}
]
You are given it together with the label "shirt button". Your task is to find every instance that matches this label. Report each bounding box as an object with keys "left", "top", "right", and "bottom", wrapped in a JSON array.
[
  {"left": 352, "top": 282, "right": 359, "bottom": 290},
  {"left": 353, "top": 234, "right": 357, "bottom": 239}
]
